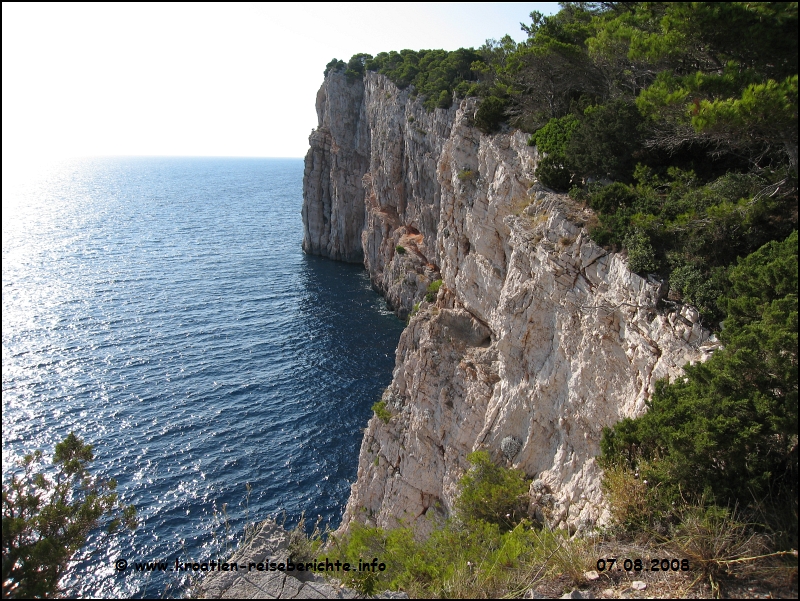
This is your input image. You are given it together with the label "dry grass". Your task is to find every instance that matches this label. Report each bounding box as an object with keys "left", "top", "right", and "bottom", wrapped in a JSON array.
[
  {"left": 263, "top": 461, "right": 799, "bottom": 600},
  {"left": 414, "top": 527, "right": 599, "bottom": 599},
  {"left": 663, "top": 505, "right": 797, "bottom": 597},
  {"left": 530, "top": 212, "right": 549, "bottom": 227},
  {"left": 287, "top": 512, "right": 328, "bottom": 564},
  {"left": 510, "top": 195, "right": 532, "bottom": 216},
  {"left": 584, "top": 212, "right": 600, "bottom": 232},
  {"left": 597, "top": 467, "right": 798, "bottom": 598},
  {"left": 524, "top": 534, "right": 797, "bottom": 599},
  {"left": 601, "top": 465, "right": 652, "bottom": 530}
]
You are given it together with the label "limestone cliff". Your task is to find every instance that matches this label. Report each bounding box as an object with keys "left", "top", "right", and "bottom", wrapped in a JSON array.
[
  {"left": 302, "top": 72, "right": 718, "bottom": 532},
  {"left": 302, "top": 73, "right": 370, "bottom": 263},
  {"left": 303, "top": 72, "right": 454, "bottom": 314}
]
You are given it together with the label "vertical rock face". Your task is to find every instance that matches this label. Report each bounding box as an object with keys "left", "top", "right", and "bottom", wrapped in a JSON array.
[
  {"left": 359, "top": 74, "right": 457, "bottom": 316},
  {"left": 302, "top": 73, "right": 370, "bottom": 263},
  {"left": 303, "top": 72, "right": 455, "bottom": 313},
  {"left": 302, "top": 73, "right": 718, "bottom": 532}
]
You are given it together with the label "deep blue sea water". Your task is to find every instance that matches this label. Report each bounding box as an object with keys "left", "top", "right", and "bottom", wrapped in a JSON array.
[{"left": 1, "top": 157, "right": 405, "bottom": 598}]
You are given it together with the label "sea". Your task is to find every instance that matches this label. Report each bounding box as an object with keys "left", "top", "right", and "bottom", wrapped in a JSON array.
[{"left": 1, "top": 157, "right": 405, "bottom": 598}]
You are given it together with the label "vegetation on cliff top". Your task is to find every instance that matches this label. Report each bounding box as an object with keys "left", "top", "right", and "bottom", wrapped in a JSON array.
[
  {"left": 315, "top": 451, "right": 554, "bottom": 597},
  {"left": 327, "top": 4, "right": 797, "bottom": 329},
  {"left": 322, "top": 4, "right": 798, "bottom": 594},
  {"left": 325, "top": 49, "right": 481, "bottom": 111},
  {"left": 295, "top": 447, "right": 796, "bottom": 597}
]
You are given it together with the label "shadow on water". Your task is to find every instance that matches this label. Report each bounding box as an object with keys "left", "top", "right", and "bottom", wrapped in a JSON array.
[{"left": 279, "top": 253, "right": 406, "bottom": 521}]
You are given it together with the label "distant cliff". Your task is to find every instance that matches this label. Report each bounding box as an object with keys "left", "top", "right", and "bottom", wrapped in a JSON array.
[{"left": 302, "top": 71, "right": 718, "bottom": 532}]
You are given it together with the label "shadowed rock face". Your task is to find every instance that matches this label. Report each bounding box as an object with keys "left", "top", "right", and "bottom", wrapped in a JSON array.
[
  {"left": 302, "top": 73, "right": 370, "bottom": 263},
  {"left": 435, "top": 309, "right": 492, "bottom": 348},
  {"left": 302, "top": 72, "right": 718, "bottom": 535}
]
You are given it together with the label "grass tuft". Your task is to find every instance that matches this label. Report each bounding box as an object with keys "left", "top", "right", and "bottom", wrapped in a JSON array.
[
  {"left": 425, "top": 279, "right": 442, "bottom": 302},
  {"left": 371, "top": 401, "right": 392, "bottom": 424}
]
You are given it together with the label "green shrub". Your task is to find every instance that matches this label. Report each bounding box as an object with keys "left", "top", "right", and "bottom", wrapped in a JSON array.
[
  {"left": 535, "top": 155, "right": 572, "bottom": 191},
  {"left": 587, "top": 182, "right": 637, "bottom": 214},
  {"left": 455, "top": 451, "right": 531, "bottom": 531},
  {"left": 567, "top": 99, "right": 644, "bottom": 182},
  {"left": 2, "top": 434, "right": 137, "bottom": 599},
  {"left": 531, "top": 115, "right": 580, "bottom": 190},
  {"left": 395, "top": 244, "right": 406, "bottom": 255},
  {"left": 457, "top": 169, "right": 475, "bottom": 181},
  {"left": 331, "top": 523, "right": 396, "bottom": 594},
  {"left": 371, "top": 401, "right": 392, "bottom": 424},
  {"left": 530, "top": 114, "right": 579, "bottom": 158},
  {"left": 623, "top": 230, "right": 659, "bottom": 274},
  {"left": 587, "top": 208, "right": 631, "bottom": 249},
  {"left": 344, "top": 53, "right": 371, "bottom": 81},
  {"left": 474, "top": 96, "right": 508, "bottom": 133},
  {"left": 600, "top": 231, "right": 798, "bottom": 523},
  {"left": 324, "top": 58, "right": 346, "bottom": 76},
  {"left": 668, "top": 263, "right": 725, "bottom": 321},
  {"left": 425, "top": 279, "right": 442, "bottom": 302},
  {"left": 580, "top": 165, "right": 795, "bottom": 296}
]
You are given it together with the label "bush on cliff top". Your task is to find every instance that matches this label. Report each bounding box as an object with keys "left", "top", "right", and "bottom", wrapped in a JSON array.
[
  {"left": 325, "top": 48, "right": 482, "bottom": 111},
  {"left": 319, "top": 3, "right": 797, "bottom": 303},
  {"left": 579, "top": 165, "right": 796, "bottom": 324},
  {"left": 474, "top": 95, "right": 509, "bottom": 133}
]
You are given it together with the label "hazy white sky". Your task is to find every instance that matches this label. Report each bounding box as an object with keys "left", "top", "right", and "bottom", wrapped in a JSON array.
[{"left": 2, "top": 2, "right": 559, "bottom": 165}]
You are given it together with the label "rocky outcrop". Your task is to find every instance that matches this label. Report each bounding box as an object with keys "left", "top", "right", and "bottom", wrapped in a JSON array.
[
  {"left": 197, "top": 519, "right": 406, "bottom": 599},
  {"left": 197, "top": 519, "right": 346, "bottom": 599},
  {"left": 302, "top": 72, "right": 718, "bottom": 533}
]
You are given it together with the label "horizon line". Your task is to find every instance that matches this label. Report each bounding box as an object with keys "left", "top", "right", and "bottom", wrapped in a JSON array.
[{"left": 55, "top": 154, "right": 306, "bottom": 160}]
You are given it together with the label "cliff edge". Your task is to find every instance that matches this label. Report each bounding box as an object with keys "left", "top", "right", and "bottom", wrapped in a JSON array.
[{"left": 302, "top": 72, "right": 718, "bottom": 533}]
